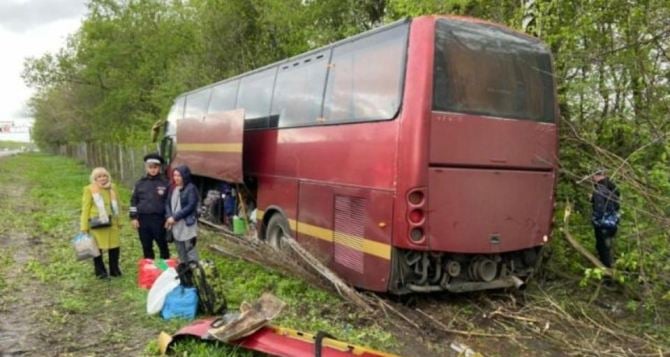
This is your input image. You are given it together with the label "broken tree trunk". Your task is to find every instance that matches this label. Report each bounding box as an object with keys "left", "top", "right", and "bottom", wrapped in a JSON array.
[{"left": 283, "top": 237, "right": 374, "bottom": 312}]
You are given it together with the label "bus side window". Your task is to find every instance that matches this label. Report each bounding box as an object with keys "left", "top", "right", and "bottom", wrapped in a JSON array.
[
  {"left": 323, "top": 24, "right": 408, "bottom": 123},
  {"left": 272, "top": 51, "right": 330, "bottom": 128},
  {"left": 185, "top": 88, "right": 213, "bottom": 120},
  {"left": 208, "top": 80, "right": 239, "bottom": 114},
  {"left": 237, "top": 67, "right": 277, "bottom": 129}
]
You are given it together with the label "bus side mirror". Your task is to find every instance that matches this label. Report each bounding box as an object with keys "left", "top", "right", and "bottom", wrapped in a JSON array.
[{"left": 151, "top": 119, "right": 165, "bottom": 143}]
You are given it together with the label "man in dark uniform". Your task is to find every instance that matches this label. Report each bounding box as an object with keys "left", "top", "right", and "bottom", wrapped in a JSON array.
[
  {"left": 591, "top": 169, "right": 620, "bottom": 268},
  {"left": 130, "top": 153, "right": 170, "bottom": 259}
]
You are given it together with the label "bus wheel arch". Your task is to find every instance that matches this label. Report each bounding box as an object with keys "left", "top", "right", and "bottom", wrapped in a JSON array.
[{"left": 263, "top": 210, "right": 291, "bottom": 250}]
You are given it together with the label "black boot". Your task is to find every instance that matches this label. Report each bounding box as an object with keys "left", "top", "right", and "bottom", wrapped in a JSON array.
[
  {"left": 93, "top": 255, "right": 108, "bottom": 279},
  {"left": 109, "top": 248, "right": 122, "bottom": 277}
]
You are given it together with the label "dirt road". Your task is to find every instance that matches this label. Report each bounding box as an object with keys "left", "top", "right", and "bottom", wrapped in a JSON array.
[{"left": 0, "top": 154, "right": 156, "bottom": 356}]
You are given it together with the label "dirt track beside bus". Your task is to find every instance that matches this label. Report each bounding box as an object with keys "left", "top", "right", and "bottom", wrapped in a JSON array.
[
  {"left": 0, "top": 155, "right": 155, "bottom": 356},
  {"left": 0, "top": 175, "right": 48, "bottom": 356}
]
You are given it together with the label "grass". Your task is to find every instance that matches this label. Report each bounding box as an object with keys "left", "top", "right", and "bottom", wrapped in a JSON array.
[{"left": 0, "top": 153, "right": 396, "bottom": 355}]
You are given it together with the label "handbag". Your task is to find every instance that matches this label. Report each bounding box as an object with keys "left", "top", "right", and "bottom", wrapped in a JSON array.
[
  {"left": 72, "top": 232, "right": 100, "bottom": 260},
  {"left": 89, "top": 216, "right": 112, "bottom": 229},
  {"left": 165, "top": 229, "right": 174, "bottom": 243}
]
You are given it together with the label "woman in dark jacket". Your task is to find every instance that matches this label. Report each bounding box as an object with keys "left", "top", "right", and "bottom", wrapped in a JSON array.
[{"left": 165, "top": 165, "right": 200, "bottom": 263}]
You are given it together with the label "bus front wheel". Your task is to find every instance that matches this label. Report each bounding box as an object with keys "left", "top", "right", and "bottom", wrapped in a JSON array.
[{"left": 266, "top": 214, "right": 290, "bottom": 250}]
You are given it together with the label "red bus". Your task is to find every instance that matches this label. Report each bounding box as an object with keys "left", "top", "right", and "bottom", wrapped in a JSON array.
[{"left": 160, "top": 15, "right": 558, "bottom": 294}]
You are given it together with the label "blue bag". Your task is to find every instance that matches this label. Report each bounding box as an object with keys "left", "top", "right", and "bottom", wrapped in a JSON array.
[
  {"left": 599, "top": 212, "right": 620, "bottom": 229},
  {"left": 161, "top": 285, "right": 199, "bottom": 320}
]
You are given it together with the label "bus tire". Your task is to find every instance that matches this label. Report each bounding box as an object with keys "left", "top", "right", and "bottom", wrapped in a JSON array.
[{"left": 266, "top": 214, "right": 291, "bottom": 250}]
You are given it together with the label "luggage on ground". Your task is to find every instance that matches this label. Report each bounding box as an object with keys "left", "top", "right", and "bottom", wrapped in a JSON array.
[
  {"left": 138, "top": 258, "right": 178, "bottom": 289},
  {"left": 176, "top": 260, "right": 227, "bottom": 315},
  {"left": 161, "top": 285, "right": 199, "bottom": 320},
  {"left": 147, "top": 267, "right": 180, "bottom": 315}
]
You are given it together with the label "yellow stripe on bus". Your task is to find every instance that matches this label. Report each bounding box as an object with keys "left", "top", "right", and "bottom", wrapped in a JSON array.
[
  {"left": 177, "top": 143, "right": 242, "bottom": 153},
  {"left": 336, "top": 232, "right": 391, "bottom": 260},
  {"left": 296, "top": 221, "right": 333, "bottom": 242},
  {"left": 256, "top": 210, "right": 390, "bottom": 260}
]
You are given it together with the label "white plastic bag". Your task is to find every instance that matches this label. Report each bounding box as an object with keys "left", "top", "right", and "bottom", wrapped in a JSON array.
[
  {"left": 72, "top": 232, "right": 100, "bottom": 261},
  {"left": 147, "top": 267, "right": 180, "bottom": 315}
]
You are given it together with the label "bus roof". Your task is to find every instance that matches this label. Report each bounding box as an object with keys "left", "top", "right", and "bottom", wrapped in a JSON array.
[
  {"left": 175, "top": 15, "right": 546, "bottom": 100},
  {"left": 176, "top": 17, "right": 411, "bottom": 99}
]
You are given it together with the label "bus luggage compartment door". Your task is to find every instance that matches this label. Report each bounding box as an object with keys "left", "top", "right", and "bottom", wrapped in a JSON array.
[
  {"left": 173, "top": 108, "right": 245, "bottom": 183},
  {"left": 427, "top": 167, "right": 554, "bottom": 253}
]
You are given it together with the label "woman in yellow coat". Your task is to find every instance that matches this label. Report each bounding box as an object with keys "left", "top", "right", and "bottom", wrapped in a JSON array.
[{"left": 80, "top": 167, "right": 121, "bottom": 279}]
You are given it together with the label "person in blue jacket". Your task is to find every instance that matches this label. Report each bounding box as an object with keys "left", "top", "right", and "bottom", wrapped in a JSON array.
[
  {"left": 165, "top": 165, "right": 200, "bottom": 263},
  {"left": 591, "top": 169, "right": 620, "bottom": 268}
]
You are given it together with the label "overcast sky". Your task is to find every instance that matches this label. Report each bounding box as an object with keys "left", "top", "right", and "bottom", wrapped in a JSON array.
[{"left": 0, "top": 0, "right": 87, "bottom": 123}]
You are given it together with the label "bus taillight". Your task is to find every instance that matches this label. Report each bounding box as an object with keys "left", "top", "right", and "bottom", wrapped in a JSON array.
[
  {"left": 409, "top": 228, "right": 424, "bottom": 242},
  {"left": 407, "top": 188, "right": 426, "bottom": 244},
  {"left": 409, "top": 209, "right": 424, "bottom": 223},
  {"left": 408, "top": 190, "right": 424, "bottom": 205}
]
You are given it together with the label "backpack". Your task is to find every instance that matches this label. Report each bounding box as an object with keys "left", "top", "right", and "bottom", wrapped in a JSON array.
[{"left": 176, "top": 260, "right": 227, "bottom": 316}]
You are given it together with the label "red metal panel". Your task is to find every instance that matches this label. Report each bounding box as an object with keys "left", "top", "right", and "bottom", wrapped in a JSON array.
[
  {"left": 427, "top": 167, "right": 554, "bottom": 253},
  {"left": 392, "top": 17, "right": 435, "bottom": 250},
  {"left": 332, "top": 186, "right": 393, "bottom": 292},
  {"left": 296, "top": 181, "right": 393, "bottom": 291},
  {"left": 173, "top": 109, "right": 245, "bottom": 183},
  {"left": 430, "top": 112, "right": 558, "bottom": 169},
  {"left": 297, "top": 182, "right": 334, "bottom": 265},
  {"left": 257, "top": 175, "right": 299, "bottom": 234},
  {"left": 170, "top": 318, "right": 394, "bottom": 357},
  {"left": 243, "top": 120, "right": 397, "bottom": 189}
]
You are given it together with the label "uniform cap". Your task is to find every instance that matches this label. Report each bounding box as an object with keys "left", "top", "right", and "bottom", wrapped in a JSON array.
[{"left": 143, "top": 153, "right": 164, "bottom": 165}]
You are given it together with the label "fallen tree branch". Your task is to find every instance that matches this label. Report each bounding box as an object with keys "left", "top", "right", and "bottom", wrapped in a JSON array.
[
  {"left": 209, "top": 243, "right": 266, "bottom": 266},
  {"left": 560, "top": 227, "right": 612, "bottom": 276},
  {"left": 487, "top": 307, "right": 540, "bottom": 323},
  {"left": 416, "top": 308, "right": 517, "bottom": 338},
  {"left": 560, "top": 203, "right": 613, "bottom": 277},
  {"left": 283, "top": 237, "right": 374, "bottom": 312},
  {"left": 372, "top": 296, "right": 421, "bottom": 329}
]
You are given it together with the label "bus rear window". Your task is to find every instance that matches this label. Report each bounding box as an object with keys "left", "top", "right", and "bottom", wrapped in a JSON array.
[
  {"left": 323, "top": 23, "right": 408, "bottom": 123},
  {"left": 433, "top": 19, "right": 555, "bottom": 122}
]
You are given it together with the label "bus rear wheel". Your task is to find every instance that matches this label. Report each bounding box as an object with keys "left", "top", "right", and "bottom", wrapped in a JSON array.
[{"left": 265, "top": 214, "right": 290, "bottom": 250}]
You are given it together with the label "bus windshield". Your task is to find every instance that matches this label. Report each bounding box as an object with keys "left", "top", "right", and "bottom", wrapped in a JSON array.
[{"left": 433, "top": 19, "right": 556, "bottom": 123}]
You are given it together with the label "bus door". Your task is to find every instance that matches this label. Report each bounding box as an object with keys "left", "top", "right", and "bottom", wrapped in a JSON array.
[{"left": 298, "top": 182, "right": 394, "bottom": 291}]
